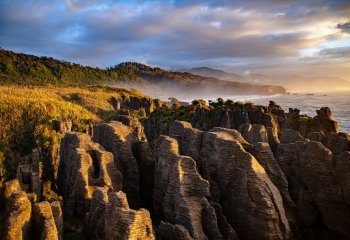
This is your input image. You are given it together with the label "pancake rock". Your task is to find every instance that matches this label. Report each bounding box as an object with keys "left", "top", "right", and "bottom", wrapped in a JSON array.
[
  {"left": 85, "top": 188, "right": 155, "bottom": 240},
  {"left": 170, "top": 121, "right": 290, "bottom": 240},
  {"left": 276, "top": 140, "right": 350, "bottom": 239},
  {"left": 1, "top": 180, "right": 33, "bottom": 240},
  {"left": 93, "top": 121, "right": 155, "bottom": 209},
  {"left": 93, "top": 122, "right": 141, "bottom": 208},
  {"left": 154, "top": 135, "right": 222, "bottom": 240},
  {"left": 32, "top": 201, "right": 59, "bottom": 240},
  {"left": 58, "top": 132, "right": 122, "bottom": 218}
]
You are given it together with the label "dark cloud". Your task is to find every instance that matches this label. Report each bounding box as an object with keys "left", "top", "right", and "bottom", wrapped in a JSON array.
[
  {"left": 337, "top": 22, "right": 350, "bottom": 33},
  {"left": 319, "top": 46, "right": 350, "bottom": 59}
]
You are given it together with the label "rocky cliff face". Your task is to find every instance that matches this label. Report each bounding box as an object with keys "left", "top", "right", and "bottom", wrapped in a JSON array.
[{"left": 1, "top": 101, "right": 350, "bottom": 240}]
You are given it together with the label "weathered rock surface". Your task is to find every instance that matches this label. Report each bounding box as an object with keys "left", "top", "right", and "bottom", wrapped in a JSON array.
[
  {"left": 93, "top": 121, "right": 156, "bottom": 209},
  {"left": 279, "top": 129, "right": 305, "bottom": 144},
  {"left": 156, "top": 221, "right": 193, "bottom": 240},
  {"left": 169, "top": 121, "right": 290, "bottom": 240},
  {"left": 58, "top": 132, "right": 122, "bottom": 218},
  {"left": 2, "top": 189, "right": 31, "bottom": 240},
  {"left": 16, "top": 148, "right": 42, "bottom": 201},
  {"left": 50, "top": 201, "right": 63, "bottom": 240},
  {"left": 276, "top": 140, "right": 350, "bottom": 239},
  {"left": 154, "top": 135, "right": 222, "bottom": 240},
  {"left": 118, "top": 115, "right": 146, "bottom": 140},
  {"left": 238, "top": 123, "right": 268, "bottom": 144},
  {"left": 322, "top": 131, "right": 350, "bottom": 154},
  {"left": 93, "top": 122, "right": 141, "bottom": 208},
  {"left": 236, "top": 123, "right": 296, "bottom": 231},
  {"left": 201, "top": 128, "right": 290, "bottom": 240},
  {"left": 85, "top": 188, "right": 155, "bottom": 240},
  {"left": 32, "top": 201, "right": 59, "bottom": 240},
  {"left": 312, "top": 107, "right": 338, "bottom": 133},
  {"left": 120, "top": 95, "right": 162, "bottom": 117}
]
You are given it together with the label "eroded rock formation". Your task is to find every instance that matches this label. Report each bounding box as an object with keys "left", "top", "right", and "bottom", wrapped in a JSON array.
[
  {"left": 58, "top": 132, "right": 122, "bottom": 218},
  {"left": 2, "top": 100, "right": 350, "bottom": 240},
  {"left": 154, "top": 135, "right": 223, "bottom": 240},
  {"left": 1, "top": 180, "right": 31, "bottom": 240},
  {"left": 93, "top": 121, "right": 155, "bottom": 209},
  {"left": 85, "top": 187, "right": 155, "bottom": 240},
  {"left": 0, "top": 179, "right": 62, "bottom": 240},
  {"left": 169, "top": 121, "right": 290, "bottom": 240},
  {"left": 276, "top": 139, "right": 350, "bottom": 239}
]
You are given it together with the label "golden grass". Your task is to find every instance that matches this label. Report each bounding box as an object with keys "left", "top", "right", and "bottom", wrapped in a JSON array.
[{"left": 0, "top": 85, "right": 146, "bottom": 152}]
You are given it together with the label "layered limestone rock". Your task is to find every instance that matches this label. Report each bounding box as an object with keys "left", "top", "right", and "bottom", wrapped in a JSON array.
[
  {"left": 248, "top": 108, "right": 280, "bottom": 151},
  {"left": 276, "top": 140, "right": 350, "bottom": 239},
  {"left": 154, "top": 135, "right": 222, "bottom": 240},
  {"left": 169, "top": 121, "right": 290, "bottom": 240},
  {"left": 2, "top": 190, "right": 32, "bottom": 240},
  {"left": 93, "top": 122, "right": 141, "bottom": 208},
  {"left": 120, "top": 95, "right": 162, "bottom": 116},
  {"left": 238, "top": 123, "right": 268, "bottom": 144},
  {"left": 1, "top": 180, "right": 31, "bottom": 240},
  {"left": 118, "top": 115, "right": 146, "bottom": 140},
  {"left": 53, "top": 120, "right": 72, "bottom": 134},
  {"left": 322, "top": 131, "right": 350, "bottom": 154},
  {"left": 236, "top": 123, "right": 296, "bottom": 227},
  {"left": 84, "top": 188, "right": 155, "bottom": 240},
  {"left": 16, "top": 148, "right": 42, "bottom": 201},
  {"left": 201, "top": 128, "right": 290, "bottom": 240},
  {"left": 93, "top": 121, "right": 156, "bottom": 209},
  {"left": 50, "top": 201, "right": 63, "bottom": 240},
  {"left": 312, "top": 107, "right": 338, "bottom": 133},
  {"left": 169, "top": 121, "right": 203, "bottom": 164},
  {"left": 32, "top": 201, "right": 59, "bottom": 240},
  {"left": 105, "top": 191, "right": 155, "bottom": 240},
  {"left": 58, "top": 132, "right": 122, "bottom": 218},
  {"left": 279, "top": 129, "right": 305, "bottom": 144}
]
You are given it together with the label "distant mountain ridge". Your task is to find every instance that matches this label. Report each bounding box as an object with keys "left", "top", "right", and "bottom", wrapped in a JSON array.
[
  {"left": 190, "top": 67, "right": 245, "bottom": 82},
  {"left": 187, "top": 66, "right": 350, "bottom": 92},
  {"left": 0, "top": 49, "right": 286, "bottom": 98}
]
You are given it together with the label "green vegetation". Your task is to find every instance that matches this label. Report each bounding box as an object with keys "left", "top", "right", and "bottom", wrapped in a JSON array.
[
  {"left": 0, "top": 85, "right": 147, "bottom": 181},
  {"left": 0, "top": 49, "right": 145, "bottom": 86},
  {"left": 0, "top": 49, "right": 215, "bottom": 87}
]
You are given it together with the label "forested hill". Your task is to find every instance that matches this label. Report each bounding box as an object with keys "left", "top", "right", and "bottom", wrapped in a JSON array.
[
  {"left": 0, "top": 49, "right": 146, "bottom": 86},
  {"left": 0, "top": 49, "right": 286, "bottom": 97}
]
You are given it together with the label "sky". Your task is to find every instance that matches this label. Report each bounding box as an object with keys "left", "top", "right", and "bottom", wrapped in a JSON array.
[{"left": 0, "top": 0, "right": 350, "bottom": 79}]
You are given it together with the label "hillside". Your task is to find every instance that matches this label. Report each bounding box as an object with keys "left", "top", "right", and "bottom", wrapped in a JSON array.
[
  {"left": 115, "top": 62, "right": 286, "bottom": 98},
  {"left": 0, "top": 49, "right": 286, "bottom": 98},
  {"left": 189, "top": 66, "right": 246, "bottom": 82}
]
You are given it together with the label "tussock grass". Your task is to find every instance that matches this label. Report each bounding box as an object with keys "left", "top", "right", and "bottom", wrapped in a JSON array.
[{"left": 0, "top": 85, "right": 146, "bottom": 180}]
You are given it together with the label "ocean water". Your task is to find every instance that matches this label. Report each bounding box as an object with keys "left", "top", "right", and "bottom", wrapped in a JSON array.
[{"left": 183, "top": 92, "right": 350, "bottom": 133}]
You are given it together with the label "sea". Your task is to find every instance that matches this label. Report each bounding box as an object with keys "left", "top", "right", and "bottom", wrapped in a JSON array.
[{"left": 181, "top": 92, "right": 350, "bottom": 133}]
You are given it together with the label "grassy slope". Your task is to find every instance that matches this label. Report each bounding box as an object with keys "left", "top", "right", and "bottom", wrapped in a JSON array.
[{"left": 0, "top": 85, "right": 147, "bottom": 180}]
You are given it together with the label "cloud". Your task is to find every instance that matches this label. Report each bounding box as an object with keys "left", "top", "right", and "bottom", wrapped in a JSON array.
[
  {"left": 337, "top": 22, "right": 350, "bottom": 33},
  {"left": 319, "top": 46, "right": 350, "bottom": 59},
  {"left": 0, "top": 0, "right": 349, "bottom": 79}
]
